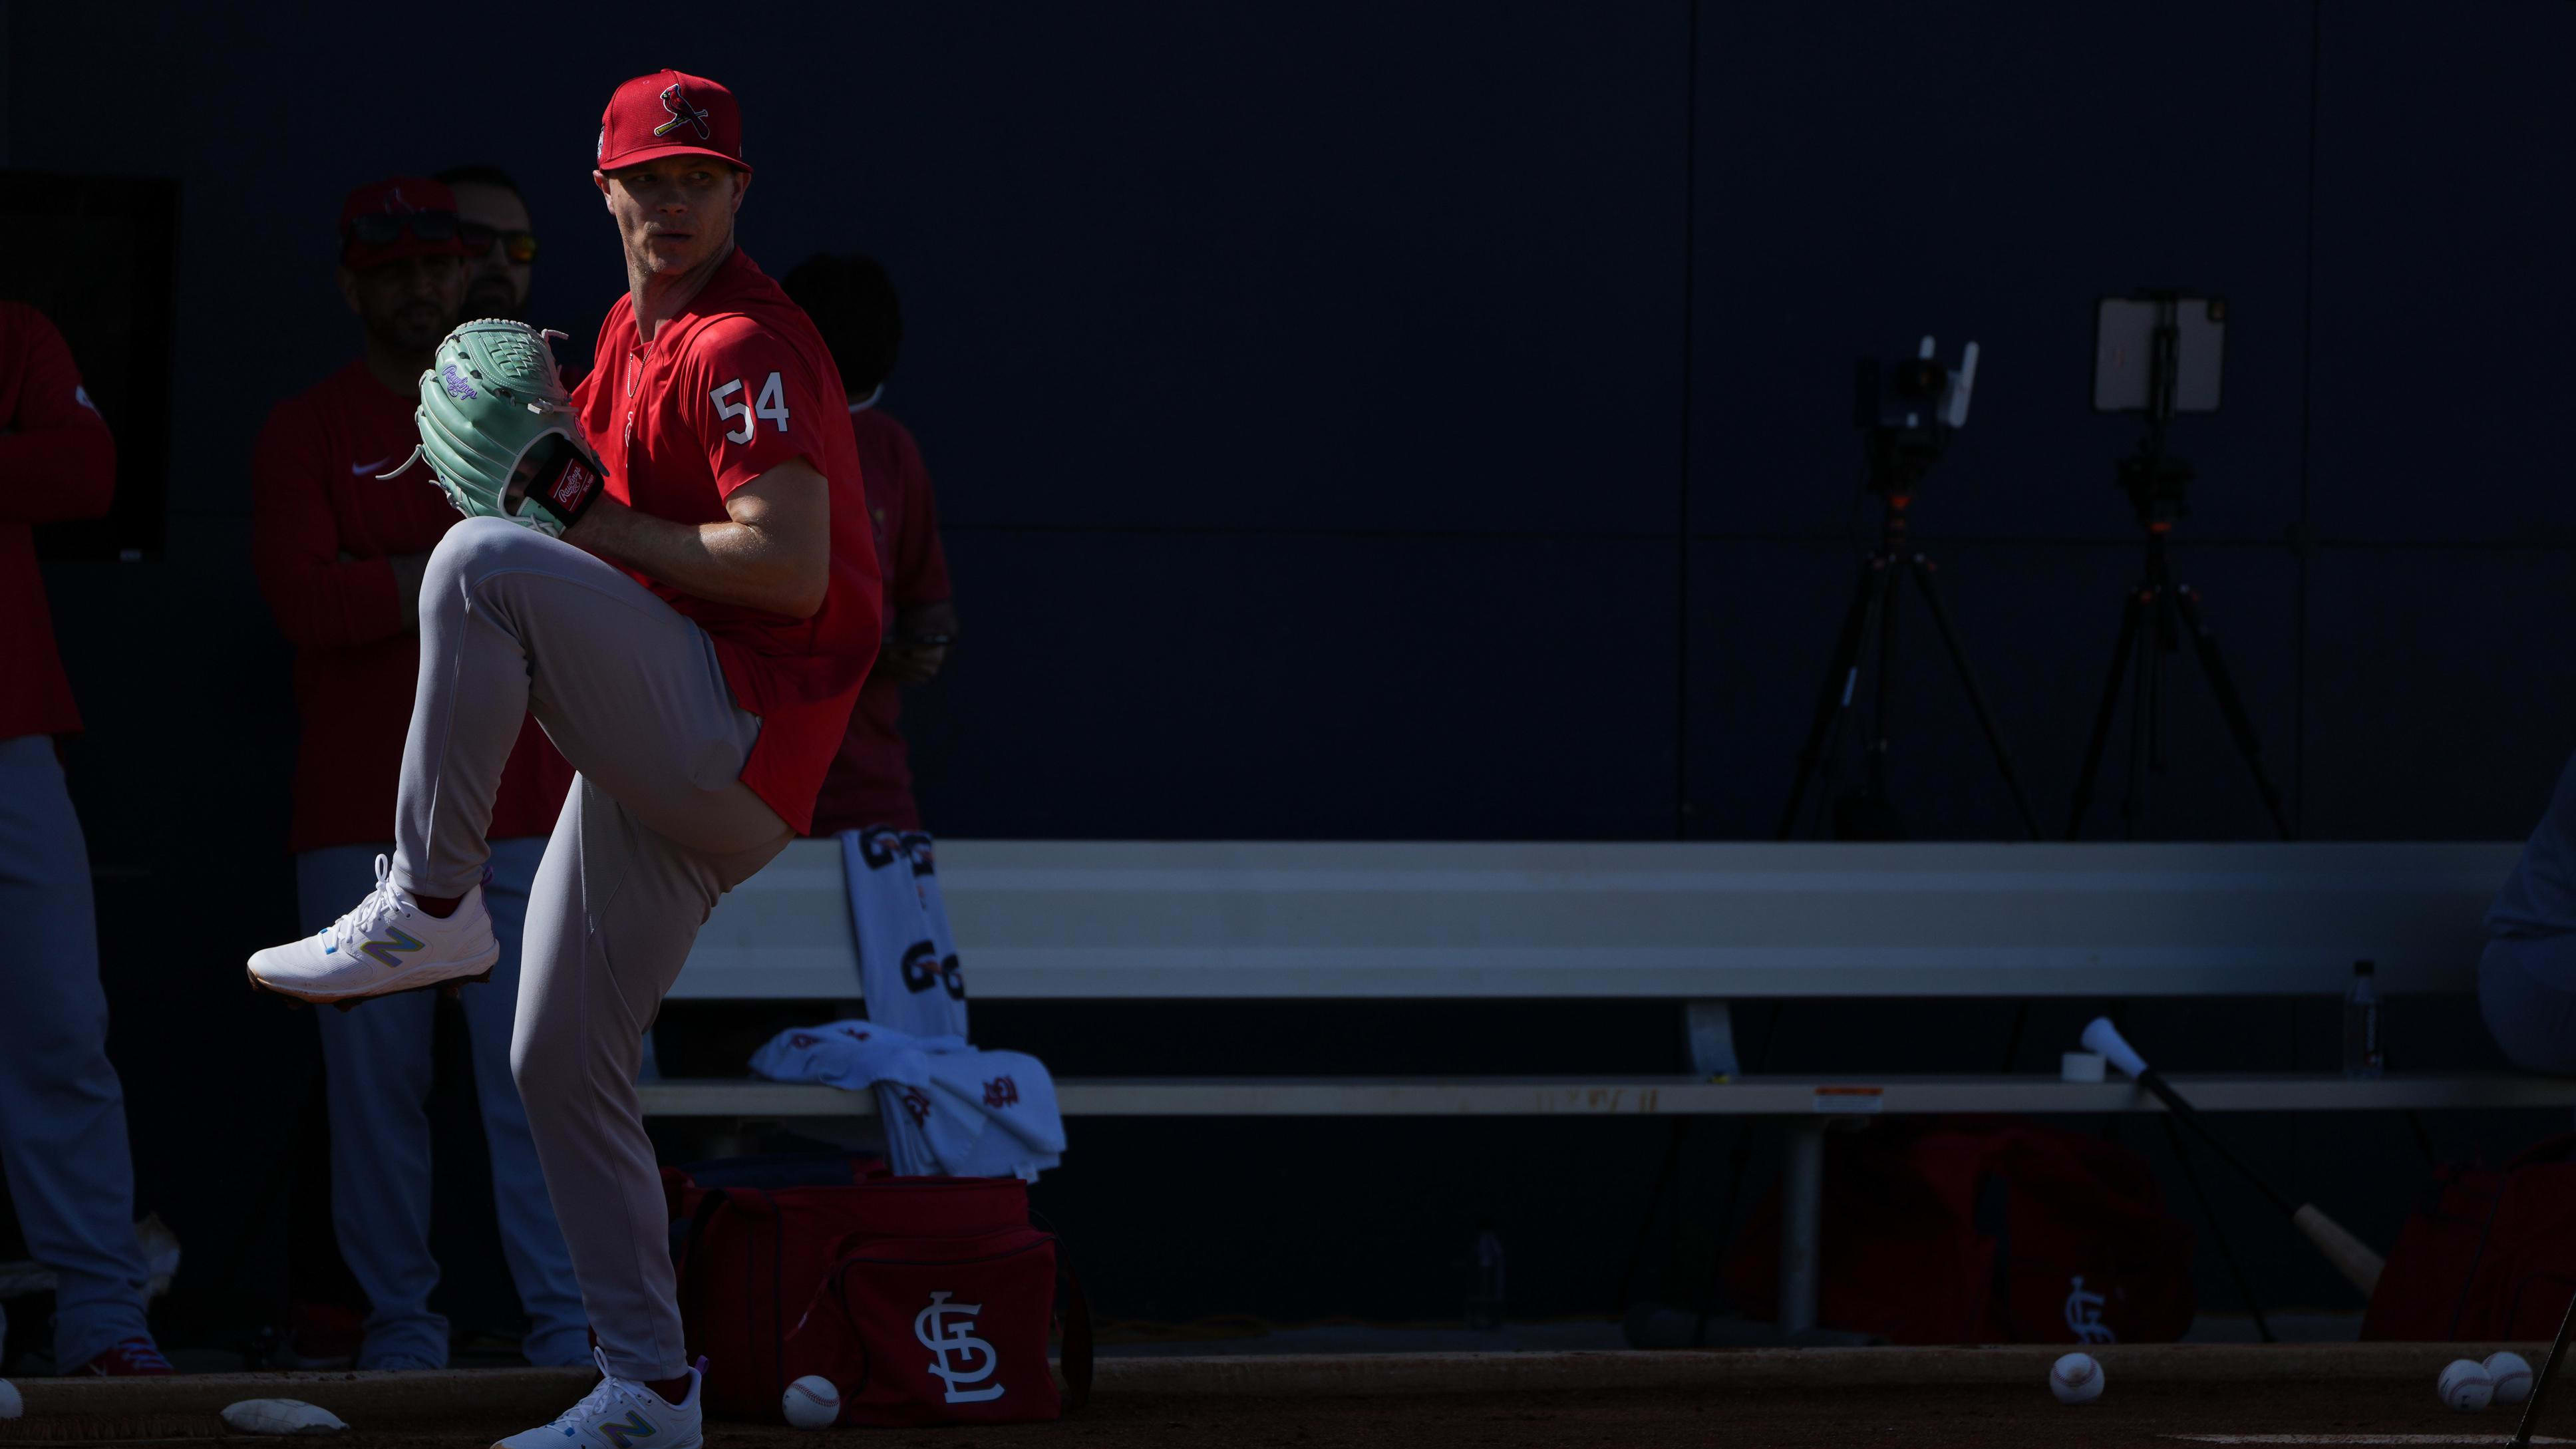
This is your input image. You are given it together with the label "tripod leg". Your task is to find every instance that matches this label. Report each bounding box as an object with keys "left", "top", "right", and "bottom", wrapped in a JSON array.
[
  {"left": 2065, "top": 587, "right": 2146, "bottom": 839},
  {"left": 2172, "top": 585, "right": 2298, "bottom": 840},
  {"left": 1778, "top": 559, "right": 1891, "bottom": 840},
  {"left": 2121, "top": 589, "right": 2161, "bottom": 840},
  {"left": 1907, "top": 556, "right": 2044, "bottom": 841},
  {"left": 1865, "top": 558, "right": 1901, "bottom": 808}
]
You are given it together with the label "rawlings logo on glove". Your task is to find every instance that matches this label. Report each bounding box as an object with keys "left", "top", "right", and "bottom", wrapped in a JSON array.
[{"left": 381, "top": 319, "right": 605, "bottom": 539}]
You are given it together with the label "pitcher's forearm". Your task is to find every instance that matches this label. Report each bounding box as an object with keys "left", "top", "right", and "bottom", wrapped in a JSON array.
[{"left": 569, "top": 496, "right": 820, "bottom": 617}]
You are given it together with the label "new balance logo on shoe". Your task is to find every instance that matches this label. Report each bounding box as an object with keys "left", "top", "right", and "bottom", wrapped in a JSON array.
[
  {"left": 361, "top": 928, "right": 426, "bottom": 969},
  {"left": 596, "top": 1410, "right": 657, "bottom": 1449}
]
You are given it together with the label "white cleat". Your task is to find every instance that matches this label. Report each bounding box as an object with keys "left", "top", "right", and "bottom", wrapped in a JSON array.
[
  {"left": 245, "top": 854, "right": 499, "bottom": 1008},
  {"left": 494, "top": 1349, "right": 703, "bottom": 1449}
]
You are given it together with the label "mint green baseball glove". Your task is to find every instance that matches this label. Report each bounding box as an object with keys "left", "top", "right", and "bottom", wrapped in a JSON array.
[{"left": 381, "top": 318, "right": 606, "bottom": 538}]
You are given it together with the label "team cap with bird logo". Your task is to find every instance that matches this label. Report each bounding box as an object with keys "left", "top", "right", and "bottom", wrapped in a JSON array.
[{"left": 595, "top": 69, "right": 750, "bottom": 175}]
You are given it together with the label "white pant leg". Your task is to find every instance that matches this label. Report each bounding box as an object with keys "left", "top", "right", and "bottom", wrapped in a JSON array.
[
  {"left": 457, "top": 836, "right": 589, "bottom": 1366},
  {"left": 514, "top": 780, "right": 788, "bottom": 1381},
  {"left": 0, "top": 735, "right": 150, "bottom": 1370}
]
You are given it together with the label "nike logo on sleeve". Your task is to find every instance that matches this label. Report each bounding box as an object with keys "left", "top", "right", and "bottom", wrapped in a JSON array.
[{"left": 353, "top": 456, "right": 395, "bottom": 475}]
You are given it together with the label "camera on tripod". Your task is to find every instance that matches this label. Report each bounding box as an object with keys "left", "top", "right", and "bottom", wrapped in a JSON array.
[
  {"left": 1855, "top": 337, "right": 1979, "bottom": 494},
  {"left": 1778, "top": 333, "right": 2039, "bottom": 842}
]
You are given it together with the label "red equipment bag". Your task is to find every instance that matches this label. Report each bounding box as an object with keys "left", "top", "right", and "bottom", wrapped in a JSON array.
[
  {"left": 666, "top": 1162, "right": 1090, "bottom": 1425},
  {"left": 2362, "top": 1134, "right": 2576, "bottom": 1341},
  {"left": 780, "top": 1175, "right": 1092, "bottom": 1428},
  {"left": 1724, "top": 1118, "right": 2196, "bottom": 1345}
]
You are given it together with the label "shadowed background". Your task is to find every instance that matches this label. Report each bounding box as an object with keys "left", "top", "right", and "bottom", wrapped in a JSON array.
[{"left": 7, "top": 0, "right": 2572, "bottom": 1343}]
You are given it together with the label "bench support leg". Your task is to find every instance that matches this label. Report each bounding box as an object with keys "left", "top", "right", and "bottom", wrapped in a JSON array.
[
  {"left": 1684, "top": 1000, "right": 1740, "bottom": 1079},
  {"left": 1779, "top": 1120, "right": 1826, "bottom": 1335}
]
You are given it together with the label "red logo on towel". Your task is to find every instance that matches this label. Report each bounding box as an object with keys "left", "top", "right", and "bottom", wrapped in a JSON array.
[
  {"left": 899, "top": 1086, "right": 932, "bottom": 1127},
  {"left": 981, "top": 1077, "right": 1019, "bottom": 1110}
]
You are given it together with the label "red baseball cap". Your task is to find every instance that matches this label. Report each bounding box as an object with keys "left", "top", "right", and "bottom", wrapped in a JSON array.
[
  {"left": 596, "top": 69, "right": 750, "bottom": 175},
  {"left": 339, "top": 176, "right": 474, "bottom": 269}
]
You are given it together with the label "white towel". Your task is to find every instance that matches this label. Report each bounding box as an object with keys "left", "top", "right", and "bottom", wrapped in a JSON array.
[
  {"left": 750, "top": 1021, "right": 1063, "bottom": 1182},
  {"left": 839, "top": 828, "right": 969, "bottom": 1041}
]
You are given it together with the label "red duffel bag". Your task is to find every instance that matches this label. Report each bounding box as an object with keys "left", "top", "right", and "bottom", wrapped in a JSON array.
[
  {"left": 667, "top": 1161, "right": 1088, "bottom": 1425},
  {"left": 1724, "top": 1117, "right": 2196, "bottom": 1345},
  {"left": 665, "top": 1156, "right": 887, "bottom": 1418},
  {"left": 2363, "top": 1134, "right": 2576, "bottom": 1341},
  {"left": 779, "top": 1175, "right": 1092, "bottom": 1428}
]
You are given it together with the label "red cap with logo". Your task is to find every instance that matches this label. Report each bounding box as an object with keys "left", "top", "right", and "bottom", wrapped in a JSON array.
[
  {"left": 339, "top": 176, "right": 473, "bottom": 269},
  {"left": 597, "top": 69, "right": 750, "bottom": 175}
]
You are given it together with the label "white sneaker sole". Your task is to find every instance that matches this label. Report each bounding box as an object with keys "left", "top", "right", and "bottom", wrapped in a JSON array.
[{"left": 245, "top": 945, "right": 501, "bottom": 1009}]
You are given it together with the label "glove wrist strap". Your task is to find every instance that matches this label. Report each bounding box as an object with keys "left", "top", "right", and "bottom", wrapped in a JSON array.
[{"left": 522, "top": 448, "right": 607, "bottom": 532}]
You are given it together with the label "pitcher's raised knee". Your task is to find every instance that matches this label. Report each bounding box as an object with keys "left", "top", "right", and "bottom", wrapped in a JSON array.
[{"left": 426, "top": 515, "right": 556, "bottom": 596}]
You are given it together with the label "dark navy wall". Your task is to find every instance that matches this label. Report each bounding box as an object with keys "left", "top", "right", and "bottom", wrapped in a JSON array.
[{"left": 12, "top": 1, "right": 2576, "bottom": 1335}]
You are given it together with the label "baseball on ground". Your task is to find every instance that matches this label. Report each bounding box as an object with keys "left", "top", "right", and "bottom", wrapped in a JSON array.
[
  {"left": 782, "top": 1374, "right": 842, "bottom": 1429},
  {"left": 2486, "top": 1351, "right": 2535, "bottom": 1407},
  {"left": 2050, "top": 1352, "right": 2105, "bottom": 1405},
  {"left": 2438, "top": 1359, "right": 2496, "bottom": 1412}
]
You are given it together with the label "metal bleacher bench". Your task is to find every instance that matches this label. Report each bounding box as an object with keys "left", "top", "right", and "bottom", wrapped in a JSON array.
[{"left": 642, "top": 839, "right": 2573, "bottom": 1333}]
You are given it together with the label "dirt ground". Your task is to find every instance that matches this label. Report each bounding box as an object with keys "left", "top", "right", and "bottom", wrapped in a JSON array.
[{"left": 9, "top": 1381, "right": 2559, "bottom": 1449}]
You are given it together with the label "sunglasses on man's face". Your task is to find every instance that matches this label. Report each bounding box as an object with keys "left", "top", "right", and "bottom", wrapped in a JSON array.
[
  {"left": 343, "top": 210, "right": 460, "bottom": 247},
  {"left": 458, "top": 222, "right": 540, "bottom": 264}
]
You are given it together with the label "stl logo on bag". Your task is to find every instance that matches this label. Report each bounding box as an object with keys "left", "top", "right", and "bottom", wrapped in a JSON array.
[
  {"left": 915, "top": 1291, "right": 1004, "bottom": 1404},
  {"left": 2064, "top": 1275, "right": 2116, "bottom": 1344}
]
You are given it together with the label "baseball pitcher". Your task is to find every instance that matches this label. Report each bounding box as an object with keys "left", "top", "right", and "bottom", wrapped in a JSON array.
[{"left": 247, "top": 69, "right": 880, "bottom": 1448}]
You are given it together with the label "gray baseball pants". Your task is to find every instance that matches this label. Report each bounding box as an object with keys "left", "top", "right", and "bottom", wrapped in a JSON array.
[
  {"left": 391, "top": 516, "right": 792, "bottom": 1382},
  {"left": 0, "top": 734, "right": 152, "bottom": 1371}
]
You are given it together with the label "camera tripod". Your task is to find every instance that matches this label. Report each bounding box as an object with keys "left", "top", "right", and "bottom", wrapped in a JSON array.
[
  {"left": 1777, "top": 488, "right": 2042, "bottom": 841},
  {"left": 2063, "top": 432, "right": 2293, "bottom": 840}
]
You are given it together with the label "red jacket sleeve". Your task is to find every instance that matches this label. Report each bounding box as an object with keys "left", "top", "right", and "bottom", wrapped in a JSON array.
[
  {"left": 0, "top": 307, "right": 116, "bottom": 524},
  {"left": 250, "top": 400, "right": 404, "bottom": 649},
  {"left": 885, "top": 422, "right": 953, "bottom": 607}
]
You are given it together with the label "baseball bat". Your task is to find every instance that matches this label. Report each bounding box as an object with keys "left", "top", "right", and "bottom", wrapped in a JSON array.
[
  {"left": 2510, "top": 1283, "right": 2576, "bottom": 1449},
  {"left": 2080, "top": 1017, "right": 2386, "bottom": 1298}
]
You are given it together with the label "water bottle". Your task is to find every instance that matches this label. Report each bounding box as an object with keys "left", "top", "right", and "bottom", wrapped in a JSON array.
[
  {"left": 1465, "top": 1223, "right": 1505, "bottom": 1330},
  {"left": 2343, "top": 960, "right": 2384, "bottom": 1079}
]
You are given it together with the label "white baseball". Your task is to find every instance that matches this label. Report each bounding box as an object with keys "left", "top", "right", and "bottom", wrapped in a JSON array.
[
  {"left": 781, "top": 1374, "right": 841, "bottom": 1430},
  {"left": 2486, "top": 1351, "right": 2535, "bottom": 1407},
  {"left": 2438, "top": 1359, "right": 2496, "bottom": 1412},
  {"left": 220, "top": 1398, "right": 348, "bottom": 1436},
  {"left": 0, "top": 1378, "right": 21, "bottom": 1421},
  {"left": 2050, "top": 1351, "right": 2105, "bottom": 1405}
]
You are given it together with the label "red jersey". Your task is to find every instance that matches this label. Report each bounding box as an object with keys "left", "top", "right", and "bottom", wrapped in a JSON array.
[
  {"left": 0, "top": 303, "right": 116, "bottom": 742},
  {"left": 571, "top": 248, "right": 882, "bottom": 835},
  {"left": 252, "top": 359, "right": 572, "bottom": 853},
  {"left": 811, "top": 406, "right": 953, "bottom": 834}
]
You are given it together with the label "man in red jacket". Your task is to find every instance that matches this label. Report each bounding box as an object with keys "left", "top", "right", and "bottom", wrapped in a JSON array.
[
  {"left": 248, "top": 177, "right": 584, "bottom": 1371},
  {"left": 0, "top": 303, "right": 170, "bottom": 1375},
  {"left": 786, "top": 254, "right": 960, "bottom": 840}
]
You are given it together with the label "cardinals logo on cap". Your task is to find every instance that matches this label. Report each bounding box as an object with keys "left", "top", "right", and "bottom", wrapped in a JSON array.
[{"left": 654, "top": 82, "right": 712, "bottom": 140}]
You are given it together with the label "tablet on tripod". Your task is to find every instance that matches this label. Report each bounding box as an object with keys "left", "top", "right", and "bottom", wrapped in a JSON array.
[{"left": 2093, "top": 295, "right": 2225, "bottom": 416}]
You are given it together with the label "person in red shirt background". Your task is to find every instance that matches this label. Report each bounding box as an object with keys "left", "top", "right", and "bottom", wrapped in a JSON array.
[
  {"left": 248, "top": 177, "right": 584, "bottom": 1371},
  {"left": 0, "top": 302, "right": 170, "bottom": 1376},
  {"left": 785, "top": 254, "right": 959, "bottom": 838}
]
